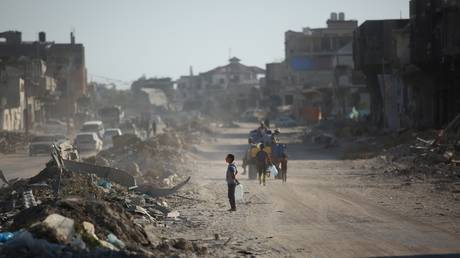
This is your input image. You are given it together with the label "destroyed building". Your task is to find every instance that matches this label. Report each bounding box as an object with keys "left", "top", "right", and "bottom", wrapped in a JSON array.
[
  {"left": 0, "top": 31, "right": 87, "bottom": 124},
  {"left": 410, "top": 0, "right": 460, "bottom": 128},
  {"left": 177, "top": 57, "right": 265, "bottom": 118},
  {"left": 0, "top": 67, "right": 25, "bottom": 131},
  {"left": 265, "top": 13, "right": 369, "bottom": 122},
  {"left": 0, "top": 53, "right": 58, "bottom": 131},
  {"left": 130, "top": 77, "right": 175, "bottom": 112},
  {"left": 353, "top": 0, "right": 460, "bottom": 130},
  {"left": 353, "top": 19, "right": 411, "bottom": 129}
]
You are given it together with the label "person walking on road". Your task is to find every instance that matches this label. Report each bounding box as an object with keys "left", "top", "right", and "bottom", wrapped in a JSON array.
[
  {"left": 280, "top": 153, "right": 288, "bottom": 183},
  {"left": 256, "top": 144, "right": 271, "bottom": 186},
  {"left": 225, "top": 154, "right": 238, "bottom": 211}
]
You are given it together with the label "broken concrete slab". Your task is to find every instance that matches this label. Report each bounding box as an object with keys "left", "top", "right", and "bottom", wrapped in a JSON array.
[
  {"left": 62, "top": 160, "right": 137, "bottom": 189},
  {"left": 31, "top": 213, "right": 75, "bottom": 244},
  {"left": 136, "top": 176, "right": 190, "bottom": 197}
]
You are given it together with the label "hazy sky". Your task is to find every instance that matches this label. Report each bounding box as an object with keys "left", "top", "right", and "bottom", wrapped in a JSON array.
[{"left": 1, "top": 0, "right": 409, "bottom": 87}]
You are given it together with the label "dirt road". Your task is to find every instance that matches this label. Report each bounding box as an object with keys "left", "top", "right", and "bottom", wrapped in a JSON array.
[{"left": 170, "top": 124, "right": 460, "bottom": 257}]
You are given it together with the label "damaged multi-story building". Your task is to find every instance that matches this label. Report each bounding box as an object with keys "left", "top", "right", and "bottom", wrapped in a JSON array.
[
  {"left": 353, "top": 19, "right": 411, "bottom": 129},
  {"left": 0, "top": 66, "right": 25, "bottom": 131},
  {"left": 266, "top": 13, "right": 369, "bottom": 123},
  {"left": 353, "top": 0, "right": 460, "bottom": 130},
  {"left": 177, "top": 57, "right": 265, "bottom": 118},
  {"left": 0, "top": 30, "right": 87, "bottom": 131},
  {"left": 131, "top": 77, "right": 175, "bottom": 111}
]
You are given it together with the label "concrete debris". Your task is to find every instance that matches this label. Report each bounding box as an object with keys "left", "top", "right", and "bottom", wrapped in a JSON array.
[
  {"left": 336, "top": 120, "right": 460, "bottom": 188},
  {"left": 32, "top": 213, "right": 75, "bottom": 244},
  {"left": 95, "top": 130, "right": 196, "bottom": 188},
  {"left": 137, "top": 176, "right": 191, "bottom": 197},
  {"left": 62, "top": 160, "right": 137, "bottom": 189},
  {"left": 166, "top": 210, "right": 180, "bottom": 219},
  {"left": 22, "top": 190, "right": 37, "bottom": 209},
  {"left": 0, "top": 123, "right": 208, "bottom": 257}
]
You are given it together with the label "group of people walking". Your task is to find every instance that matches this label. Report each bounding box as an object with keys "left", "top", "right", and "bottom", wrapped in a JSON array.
[{"left": 225, "top": 122, "right": 288, "bottom": 212}]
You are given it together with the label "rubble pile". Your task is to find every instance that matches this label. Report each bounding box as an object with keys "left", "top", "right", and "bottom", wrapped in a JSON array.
[
  {"left": 339, "top": 124, "right": 460, "bottom": 189},
  {"left": 96, "top": 131, "right": 192, "bottom": 186},
  {"left": 304, "top": 119, "right": 377, "bottom": 149},
  {"left": 174, "top": 117, "right": 216, "bottom": 144},
  {"left": 377, "top": 131, "right": 460, "bottom": 181},
  {"left": 0, "top": 158, "right": 206, "bottom": 257},
  {"left": 0, "top": 131, "right": 29, "bottom": 154}
]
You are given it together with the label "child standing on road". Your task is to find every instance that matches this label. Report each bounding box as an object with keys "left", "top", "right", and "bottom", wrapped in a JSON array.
[{"left": 225, "top": 154, "right": 238, "bottom": 212}]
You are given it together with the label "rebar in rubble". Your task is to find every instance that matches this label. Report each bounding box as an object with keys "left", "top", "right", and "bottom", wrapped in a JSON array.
[{"left": 23, "top": 190, "right": 37, "bottom": 209}]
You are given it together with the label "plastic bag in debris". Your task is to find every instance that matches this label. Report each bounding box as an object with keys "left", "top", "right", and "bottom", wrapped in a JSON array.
[
  {"left": 3, "top": 230, "right": 64, "bottom": 256},
  {"left": 235, "top": 184, "right": 244, "bottom": 201},
  {"left": 0, "top": 232, "right": 15, "bottom": 242},
  {"left": 97, "top": 178, "right": 112, "bottom": 189},
  {"left": 107, "top": 233, "right": 126, "bottom": 249},
  {"left": 268, "top": 165, "right": 278, "bottom": 178}
]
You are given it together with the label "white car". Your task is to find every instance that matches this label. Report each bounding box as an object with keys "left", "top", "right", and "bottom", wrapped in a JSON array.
[
  {"left": 74, "top": 132, "right": 103, "bottom": 152},
  {"left": 102, "top": 128, "right": 122, "bottom": 148},
  {"left": 80, "top": 121, "right": 105, "bottom": 139}
]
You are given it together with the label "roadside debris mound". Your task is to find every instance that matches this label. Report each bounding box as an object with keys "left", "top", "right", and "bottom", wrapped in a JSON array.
[
  {"left": 11, "top": 197, "right": 149, "bottom": 246},
  {"left": 304, "top": 120, "right": 377, "bottom": 149},
  {"left": 0, "top": 144, "right": 203, "bottom": 256},
  {"left": 377, "top": 130, "right": 460, "bottom": 181},
  {"left": 338, "top": 115, "right": 460, "bottom": 189},
  {"left": 96, "top": 131, "right": 193, "bottom": 186}
]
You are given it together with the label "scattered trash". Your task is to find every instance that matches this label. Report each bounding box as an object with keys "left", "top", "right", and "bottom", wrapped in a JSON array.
[
  {"left": 0, "top": 121, "right": 210, "bottom": 257},
  {"left": 97, "top": 178, "right": 112, "bottom": 189},
  {"left": 22, "top": 190, "right": 37, "bottom": 209},
  {"left": 166, "top": 210, "right": 180, "bottom": 219},
  {"left": 107, "top": 233, "right": 126, "bottom": 249},
  {"left": 0, "top": 231, "right": 14, "bottom": 242}
]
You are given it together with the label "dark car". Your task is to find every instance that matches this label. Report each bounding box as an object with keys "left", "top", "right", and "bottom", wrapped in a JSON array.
[{"left": 29, "top": 135, "right": 64, "bottom": 156}]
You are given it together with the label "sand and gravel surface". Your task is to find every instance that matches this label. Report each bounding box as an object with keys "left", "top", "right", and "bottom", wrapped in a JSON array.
[
  {"left": 165, "top": 123, "right": 460, "bottom": 258},
  {"left": 2, "top": 123, "right": 460, "bottom": 257}
]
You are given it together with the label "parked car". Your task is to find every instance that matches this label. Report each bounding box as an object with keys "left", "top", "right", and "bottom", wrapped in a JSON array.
[
  {"left": 273, "top": 116, "right": 298, "bottom": 127},
  {"left": 29, "top": 135, "right": 63, "bottom": 156},
  {"left": 102, "top": 128, "right": 122, "bottom": 148},
  {"left": 80, "top": 121, "right": 104, "bottom": 139},
  {"left": 74, "top": 132, "right": 103, "bottom": 152}
]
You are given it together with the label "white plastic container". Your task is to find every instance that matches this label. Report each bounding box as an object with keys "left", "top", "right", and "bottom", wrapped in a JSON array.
[
  {"left": 235, "top": 184, "right": 244, "bottom": 201},
  {"left": 268, "top": 165, "right": 278, "bottom": 178}
]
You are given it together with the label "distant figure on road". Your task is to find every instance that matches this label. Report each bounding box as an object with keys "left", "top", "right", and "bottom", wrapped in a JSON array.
[
  {"left": 151, "top": 121, "right": 157, "bottom": 136},
  {"left": 242, "top": 138, "right": 257, "bottom": 175},
  {"left": 225, "top": 154, "right": 238, "bottom": 212},
  {"left": 256, "top": 144, "right": 271, "bottom": 186},
  {"left": 280, "top": 153, "right": 288, "bottom": 183}
]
